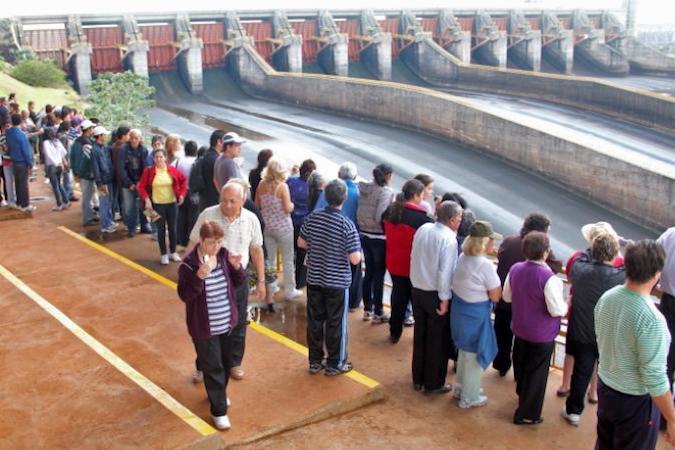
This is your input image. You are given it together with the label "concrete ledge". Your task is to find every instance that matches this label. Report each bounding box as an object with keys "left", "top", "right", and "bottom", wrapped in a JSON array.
[
  {"left": 230, "top": 43, "right": 673, "bottom": 229},
  {"left": 402, "top": 37, "right": 675, "bottom": 137}
]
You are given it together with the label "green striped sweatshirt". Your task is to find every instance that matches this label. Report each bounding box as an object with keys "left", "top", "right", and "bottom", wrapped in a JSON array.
[{"left": 595, "top": 285, "right": 671, "bottom": 397}]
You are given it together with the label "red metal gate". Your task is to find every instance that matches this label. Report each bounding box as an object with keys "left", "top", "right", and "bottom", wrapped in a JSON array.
[
  {"left": 139, "top": 24, "right": 176, "bottom": 71},
  {"left": 22, "top": 28, "right": 68, "bottom": 68},
  {"left": 192, "top": 22, "right": 225, "bottom": 69},
  {"left": 336, "top": 19, "right": 360, "bottom": 61},
  {"left": 83, "top": 26, "right": 123, "bottom": 74},
  {"left": 242, "top": 21, "right": 273, "bottom": 63}
]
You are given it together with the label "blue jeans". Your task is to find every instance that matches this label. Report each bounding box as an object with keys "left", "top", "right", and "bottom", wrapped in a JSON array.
[
  {"left": 79, "top": 178, "right": 96, "bottom": 224},
  {"left": 46, "top": 165, "right": 67, "bottom": 207},
  {"left": 62, "top": 168, "right": 74, "bottom": 200},
  {"left": 121, "top": 187, "right": 148, "bottom": 234},
  {"left": 98, "top": 184, "right": 114, "bottom": 230}
]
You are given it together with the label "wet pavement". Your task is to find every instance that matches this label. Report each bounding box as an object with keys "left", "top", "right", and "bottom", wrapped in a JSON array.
[{"left": 149, "top": 69, "right": 662, "bottom": 262}]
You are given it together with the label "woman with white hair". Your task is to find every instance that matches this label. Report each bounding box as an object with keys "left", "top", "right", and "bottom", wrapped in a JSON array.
[{"left": 255, "top": 157, "right": 302, "bottom": 300}]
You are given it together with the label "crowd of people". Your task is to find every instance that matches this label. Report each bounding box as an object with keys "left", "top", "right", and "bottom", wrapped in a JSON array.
[{"left": 3, "top": 95, "right": 675, "bottom": 448}]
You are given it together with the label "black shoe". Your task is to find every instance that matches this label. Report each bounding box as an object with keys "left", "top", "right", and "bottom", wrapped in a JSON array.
[
  {"left": 425, "top": 384, "right": 452, "bottom": 395},
  {"left": 513, "top": 416, "right": 544, "bottom": 425},
  {"left": 140, "top": 227, "right": 153, "bottom": 234},
  {"left": 499, "top": 369, "right": 508, "bottom": 377},
  {"left": 267, "top": 303, "right": 276, "bottom": 313},
  {"left": 69, "top": 197, "right": 79, "bottom": 202},
  {"left": 308, "top": 362, "right": 324, "bottom": 375},
  {"left": 389, "top": 335, "right": 400, "bottom": 344},
  {"left": 414, "top": 383, "right": 423, "bottom": 391},
  {"left": 325, "top": 362, "right": 353, "bottom": 376}
]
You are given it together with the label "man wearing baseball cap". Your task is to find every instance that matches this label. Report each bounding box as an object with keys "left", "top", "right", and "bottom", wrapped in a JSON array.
[
  {"left": 70, "top": 119, "right": 98, "bottom": 225},
  {"left": 91, "top": 126, "right": 116, "bottom": 233},
  {"left": 213, "top": 132, "right": 246, "bottom": 193}
]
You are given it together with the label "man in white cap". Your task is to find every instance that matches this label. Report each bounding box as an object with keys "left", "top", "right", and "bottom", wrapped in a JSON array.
[
  {"left": 70, "top": 119, "right": 98, "bottom": 225},
  {"left": 213, "top": 132, "right": 246, "bottom": 193},
  {"left": 91, "top": 126, "right": 116, "bottom": 233}
]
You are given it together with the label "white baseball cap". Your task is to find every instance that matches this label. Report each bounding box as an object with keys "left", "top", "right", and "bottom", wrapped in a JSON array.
[
  {"left": 222, "top": 132, "right": 246, "bottom": 145},
  {"left": 81, "top": 119, "right": 95, "bottom": 130},
  {"left": 93, "top": 126, "right": 110, "bottom": 136}
]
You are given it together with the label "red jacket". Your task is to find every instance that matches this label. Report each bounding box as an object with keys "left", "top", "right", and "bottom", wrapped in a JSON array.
[
  {"left": 383, "top": 202, "right": 432, "bottom": 277},
  {"left": 137, "top": 165, "right": 187, "bottom": 202}
]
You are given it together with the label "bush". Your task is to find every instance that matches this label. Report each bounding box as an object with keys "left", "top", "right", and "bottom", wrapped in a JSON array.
[
  {"left": 11, "top": 58, "right": 67, "bottom": 88},
  {"left": 85, "top": 71, "right": 155, "bottom": 130}
]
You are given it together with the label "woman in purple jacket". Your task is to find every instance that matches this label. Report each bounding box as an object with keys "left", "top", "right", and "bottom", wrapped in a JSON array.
[
  {"left": 177, "top": 220, "right": 246, "bottom": 431},
  {"left": 502, "top": 231, "right": 567, "bottom": 425}
]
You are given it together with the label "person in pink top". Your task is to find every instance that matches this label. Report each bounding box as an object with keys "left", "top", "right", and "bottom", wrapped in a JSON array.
[{"left": 255, "top": 157, "right": 302, "bottom": 301}]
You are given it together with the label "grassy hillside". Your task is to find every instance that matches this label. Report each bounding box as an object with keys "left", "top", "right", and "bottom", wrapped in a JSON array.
[{"left": 0, "top": 71, "right": 83, "bottom": 110}]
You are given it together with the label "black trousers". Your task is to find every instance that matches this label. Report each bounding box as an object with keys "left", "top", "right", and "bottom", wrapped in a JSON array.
[
  {"left": 566, "top": 340, "right": 599, "bottom": 415},
  {"left": 389, "top": 275, "right": 412, "bottom": 339},
  {"left": 411, "top": 288, "right": 450, "bottom": 390},
  {"left": 194, "top": 333, "right": 232, "bottom": 417},
  {"left": 493, "top": 303, "right": 513, "bottom": 373},
  {"left": 306, "top": 284, "right": 348, "bottom": 368},
  {"left": 13, "top": 163, "right": 30, "bottom": 208},
  {"left": 513, "top": 336, "right": 554, "bottom": 421},
  {"left": 660, "top": 293, "right": 675, "bottom": 389},
  {"left": 230, "top": 282, "right": 249, "bottom": 367},
  {"left": 177, "top": 196, "right": 200, "bottom": 247},
  {"left": 349, "top": 262, "right": 363, "bottom": 310},
  {"left": 293, "top": 224, "right": 307, "bottom": 289},
  {"left": 153, "top": 202, "right": 178, "bottom": 255},
  {"left": 361, "top": 235, "right": 386, "bottom": 315},
  {"left": 596, "top": 380, "right": 660, "bottom": 450}
]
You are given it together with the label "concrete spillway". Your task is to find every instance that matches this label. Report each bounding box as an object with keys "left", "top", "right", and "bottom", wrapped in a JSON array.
[{"left": 149, "top": 69, "right": 660, "bottom": 260}]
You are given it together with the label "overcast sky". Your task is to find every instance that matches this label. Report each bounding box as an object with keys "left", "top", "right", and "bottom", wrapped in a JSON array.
[{"left": 1, "top": 0, "right": 673, "bottom": 26}]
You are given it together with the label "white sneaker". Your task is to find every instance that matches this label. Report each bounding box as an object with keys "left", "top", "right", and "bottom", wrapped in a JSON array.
[
  {"left": 212, "top": 414, "right": 231, "bottom": 430},
  {"left": 284, "top": 288, "right": 303, "bottom": 300},
  {"left": 21, "top": 204, "right": 37, "bottom": 212},
  {"left": 561, "top": 407, "right": 580, "bottom": 426},
  {"left": 458, "top": 395, "right": 488, "bottom": 409},
  {"left": 0, "top": 200, "right": 7, "bottom": 207},
  {"left": 191, "top": 370, "right": 203, "bottom": 383},
  {"left": 160, "top": 254, "right": 169, "bottom": 265},
  {"left": 170, "top": 252, "right": 182, "bottom": 262},
  {"left": 453, "top": 386, "right": 485, "bottom": 400}
]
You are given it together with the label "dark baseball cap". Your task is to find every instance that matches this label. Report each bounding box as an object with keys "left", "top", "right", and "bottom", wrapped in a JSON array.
[{"left": 469, "top": 221, "right": 503, "bottom": 240}]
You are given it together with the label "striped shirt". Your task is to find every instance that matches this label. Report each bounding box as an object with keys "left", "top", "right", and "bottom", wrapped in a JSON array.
[
  {"left": 204, "top": 263, "right": 231, "bottom": 336},
  {"left": 300, "top": 207, "right": 361, "bottom": 289},
  {"left": 190, "top": 206, "right": 263, "bottom": 268},
  {"left": 595, "top": 285, "right": 671, "bottom": 396}
]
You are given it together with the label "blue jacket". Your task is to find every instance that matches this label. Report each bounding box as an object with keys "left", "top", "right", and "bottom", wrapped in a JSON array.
[
  {"left": 314, "top": 178, "right": 359, "bottom": 225},
  {"left": 118, "top": 143, "right": 148, "bottom": 188},
  {"left": 6, "top": 127, "right": 33, "bottom": 166},
  {"left": 91, "top": 143, "right": 114, "bottom": 186},
  {"left": 450, "top": 294, "right": 498, "bottom": 369}
]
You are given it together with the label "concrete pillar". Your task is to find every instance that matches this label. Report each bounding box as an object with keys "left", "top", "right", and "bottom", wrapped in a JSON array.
[
  {"left": 541, "top": 12, "right": 574, "bottom": 74},
  {"left": 572, "top": 10, "right": 629, "bottom": 76},
  {"left": 472, "top": 12, "right": 507, "bottom": 68},
  {"left": 316, "top": 11, "right": 348, "bottom": 76},
  {"left": 122, "top": 16, "right": 149, "bottom": 77},
  {"left": 271, "top": 11, "right": 302, "bottom": 73},
  {"left": 175, "top": 14, "right": 204, "bottom": 95},
  {"left": 66, "top": 16, "right": 93, "bottom": 96},
  {"left": 507, "top": 11, "right": 541, "bottom": 71},
  {"left": 359, "top": 10, "right": 392, "bottom": 80},
  {"left": 438, "top": 10, "right": 471, "bottom": 64},
  {"left": 223, "top": 12, "right": 256, "bottom": 81}
]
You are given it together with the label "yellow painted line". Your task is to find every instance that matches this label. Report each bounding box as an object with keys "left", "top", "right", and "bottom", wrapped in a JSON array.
[
  {"left": 0, "top": 263, "right": 216, "bottom": 437},
  {"left": 58, "top": 226, "right": 380, "bottom": 389}
]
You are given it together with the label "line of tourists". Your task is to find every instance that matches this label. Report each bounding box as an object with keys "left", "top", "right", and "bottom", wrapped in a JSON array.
[{"left": 6, "top": 97, "right": 675, "bottom": 448}]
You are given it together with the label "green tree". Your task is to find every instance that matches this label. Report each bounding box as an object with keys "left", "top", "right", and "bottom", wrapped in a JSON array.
[
  {"left": 84, "top": 71, "right": 156, "bottom": 130},
  {"left": 11, "top": 58, "right": 67, "bottom": 88}
]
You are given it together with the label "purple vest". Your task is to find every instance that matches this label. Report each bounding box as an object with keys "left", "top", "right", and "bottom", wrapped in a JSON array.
[{"left": 510, "top": 261, "right": 560, "bottom": 343}]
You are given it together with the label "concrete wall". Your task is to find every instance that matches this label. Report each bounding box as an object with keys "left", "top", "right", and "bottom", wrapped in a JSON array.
[
  {"left": 626, "top": 38, "right": 675, "bottom": 75},
  {"left": 401, "top": 37, "right": 675, "bottom": 137},
  {"left": 228, "top": 43, "right": 674, "bottom": 229}
]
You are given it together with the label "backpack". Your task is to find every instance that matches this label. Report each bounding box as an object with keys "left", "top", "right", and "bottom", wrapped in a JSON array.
[{"left": 188, "top": 156, "right": 206, "bottom": 194}]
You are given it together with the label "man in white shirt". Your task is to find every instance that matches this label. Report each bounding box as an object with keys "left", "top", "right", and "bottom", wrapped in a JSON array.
[
  {"left": 657, "top": 227, "right": 675, "bottom": 416},
  {"left": 190, "top": 181, "right": 265, "bottom": 381},
  {"left": 409, "top": 201, "right": 462, "bottom": 394}
]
